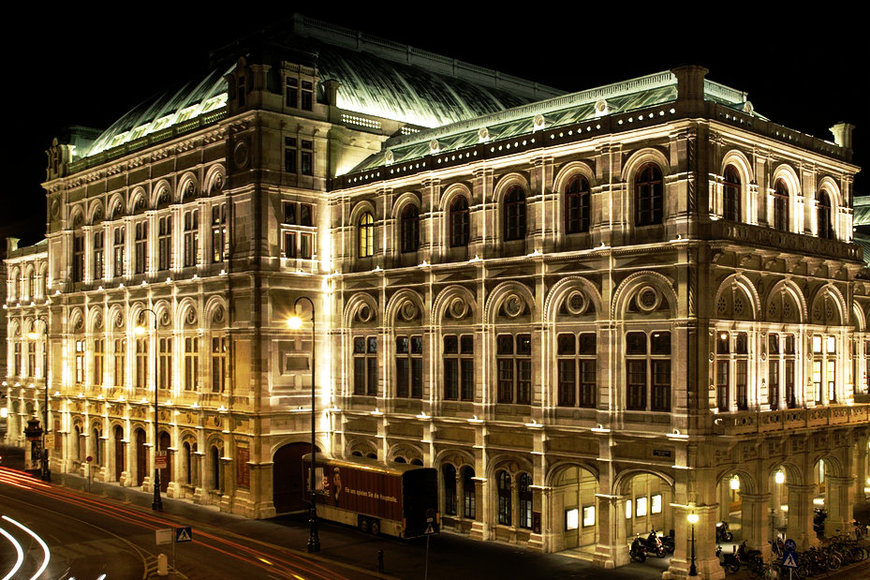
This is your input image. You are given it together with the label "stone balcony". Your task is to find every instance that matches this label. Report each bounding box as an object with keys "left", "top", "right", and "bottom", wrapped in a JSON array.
[
  {"left": 712, "top": 404, "right": 870, "bottom": 436},
  {"left": 707, "top": 221, "right": 863, "bottom": 262}
]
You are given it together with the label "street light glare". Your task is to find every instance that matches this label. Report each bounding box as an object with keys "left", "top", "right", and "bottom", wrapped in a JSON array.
[
  {"left": 288, "top": 316, "right": 303, "bottom": 330},
  {"left": 687, "top": 513, "right": 699, "bottom": 525},
  {"left": 134, "top": 325, "right": 148, "bottom": 336}
]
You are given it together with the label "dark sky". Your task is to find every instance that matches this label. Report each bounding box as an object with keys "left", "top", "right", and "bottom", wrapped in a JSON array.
[{"left": 5, "top": 6, "right": 866, "bottom": 245}]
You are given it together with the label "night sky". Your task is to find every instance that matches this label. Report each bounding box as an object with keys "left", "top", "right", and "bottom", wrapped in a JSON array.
[{"left": 5, "top": 6, "right": 866, "bottom": 246}]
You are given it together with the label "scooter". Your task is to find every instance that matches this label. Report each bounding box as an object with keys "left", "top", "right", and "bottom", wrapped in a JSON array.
[{"left": 716, "top": 545, "right": 741, "bottom": 575}]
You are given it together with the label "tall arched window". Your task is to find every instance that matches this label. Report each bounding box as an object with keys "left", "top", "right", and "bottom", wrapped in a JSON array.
[
  {"left": 517, "top": 472, "right": 533, "bottom": 529},
  {"left": 449, "top": 196, "right": 470, "bottom": 247},
  {"left": 773, "top": 179, "right": 790, "bottom": 232},
  {"left": 358, "top": 212, "right": 374, "bottom": 258},
  {"left": 400, "top": 205, "right": 420, "bottom": 253},
  {"left": 723, "top": 166, "right": 741, "bottom": 222},
  {"left": 462, "top": 466, "right": 476, "bottom": 519},
  {"left": 635, "top": 164, "right": 664, "bottom": 226},
  {"left": 497, "top": 470, "right": 512, "bottom": 525},
  {"left": 565, "top": 176, "right": 591, "bottom": 234},
  {"left": 817, "top": 191, "right": 833, "bottom": 239},
  {"left": 443, "top": 464, "right": 457, "bottom": 515},
  {"left": 503, "top": 187, "right": 526, "bottom": 241}
]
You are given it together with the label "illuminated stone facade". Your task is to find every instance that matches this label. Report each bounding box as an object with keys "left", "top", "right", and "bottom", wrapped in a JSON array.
[{"left": 4, "top": 17, "right": 870, "bottom": 580}]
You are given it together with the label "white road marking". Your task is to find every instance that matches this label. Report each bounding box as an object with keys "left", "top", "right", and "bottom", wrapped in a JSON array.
[
  {"left": 0, "top": 525, "right": 24, "bottom": 580},
  {"left": 2, "top": 515, "right": 51, "bottom": 580}
]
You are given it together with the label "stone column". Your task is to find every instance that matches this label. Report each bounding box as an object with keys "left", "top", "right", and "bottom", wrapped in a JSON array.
[
  {"left": 825, "top": 475, "right": 855, "bottom": 537},
  {"left": 854, "top": 440, "right": 868, "bottom": 505},
  {"left": 593, "top": 494, "right": 628, "bottom": 568},
  {"left": 740, "top": 493, "right": 772, "bottom": 559},
  {"left": 786, "top": 484, "right": 816, "bottom": 549},
  {"left": 665, "top": 504, "right": 725, "bottom": 580}
]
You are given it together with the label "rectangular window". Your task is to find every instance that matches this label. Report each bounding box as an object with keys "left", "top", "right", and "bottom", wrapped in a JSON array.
[
  {"left": 285, "top": 77, "right": 298, "bottom": 107},
  {"left": 353, "top": 336, "right": 377, "bottom": 396},
  {"left": 158, "top": 337, "right": 172, "bottom": 390},
  {"left": 299, "top": 204, "right": 313, "bottom": 227},
  {"left": 158, "top": 216, "right": 172, "bottom": 271},
  {"left": 93, "top": 231, "right": 104, "bottom": 280},
  {"left": 651, "top": 494, "right": 662, "bottom": 514},
  {"left": 496, "top": 334, "right": 532, "bottom": 404},
  {"left": 211, "top": 205, "right": 226, "bottom": 263},
  {"left": 73, "top": 234, "right": 84, "bottom": 282},
  {"left": 27, "top": 342, "right": 36, "bottom": 377},
  {"left": 625, "top": 499, "right": 632, "bottom": 519},
  {"left": 183, "top": 210, "right": 199, "bottom": 267},
  {"left": 113, "top": 227, "right": 125, "bottom": 278},
  {"left": 443, "top": 335, "right": 474, "bottom": 401},
  {"left": 283, "top": 231, "right": 297, "bottom": 259},
  {"left": 114, "top": 338, "right": 126, "bottom": 387},
  {"left": 284, "top": 137, "right": 297, "bottom": 173},
  {"left": 301, "top": 80, "right": 313, "bottom": 110},
  {"left": 135, "top": 338, "right": 148, "bottom": 389},
  {"left": 13, "top": 343, "right": 20, "bottom": 376},
  {"left": 184, "top": 337, "right": 199, "bottom": 391},
  {"left": 557, "top": 333, "right": 597, "bottom": 408},
  {"left": 93, "top": 338, "right": 104, "bottom": 386},
  {"left": 283, "top": 202, "right": 296, "bottom": 225},
  {"left": 396, "top": 335, "right": 423, "bottom": 398},
  {"left": 636, "top": 496, "right": 648, "bottom": 517},
  {"left": 75, "top": 339, "right": 85, "bottom": 384},
  {"left": 211, "top": 336, "right": 227, "bottom": 393},
  {"left": 582, "top": 505, "right": 595, "bottom": 527},
  {"left": 565, "top": 508, "right": 579, "bottom": 531},
  {"left": 134, "top": 221, "right": 147, "bottom": 274},
  {"left": 301, "top": 140, "right": 313, "bottom": 176},
  {"left": 626, "top": 331, "right": 671, "bottom": 412},
  {"left": 300, "top": 233, "right": 313, "bottom": 259}
]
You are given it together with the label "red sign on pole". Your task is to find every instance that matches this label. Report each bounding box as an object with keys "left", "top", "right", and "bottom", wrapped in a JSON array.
[{"left": 155, "top": 451, "right": 168, "bottom": 470}]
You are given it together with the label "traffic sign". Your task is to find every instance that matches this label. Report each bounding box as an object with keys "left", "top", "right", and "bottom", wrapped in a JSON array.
[
  {"left": 175, "top": 526, "right": 192, "bottom": 543},
  {"left": 424, "top": 523, "right": 436, "bottom": 535},
  {"left": 784, "top": 538, "right": 797, "bottom": 553},
  {"left": 155, "top": 451, "right": 168, "bottom": 470},
  {"left": 782, "top": 552, "right": 799, "bottom": 568},
  {"left": 155, "top": 528, "right": 173, "bottom": 545}
]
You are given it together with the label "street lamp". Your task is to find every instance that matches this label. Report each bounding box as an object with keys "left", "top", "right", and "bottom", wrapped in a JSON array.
[
  {"left": 288, "top": 296, "right": 320, "bottom": 553},
  {"left": 27, "top": 318, "right": 50, "bottom": 482},
  {"left": 135, "top": 308, "right": 161, "bottom": 511},
  {"left": 687, "top": 510, "right": 699, "bottom": 576}
]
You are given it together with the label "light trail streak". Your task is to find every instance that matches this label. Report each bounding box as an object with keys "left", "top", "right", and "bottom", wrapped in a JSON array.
[
  {"left": 2, "top": 515, "right": 51, "bottom": 580},
  {"left": 0, "top": 524, "right": 24, "bottom": 580}
]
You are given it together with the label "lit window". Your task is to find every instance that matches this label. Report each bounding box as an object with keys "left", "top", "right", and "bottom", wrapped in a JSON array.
[
  {"left": 636, "top": 496, "right": 648, "bottom": 517},
  {"left": 651, "top": 494, "right": 662, "bottom": 514},
  {"left": 358, "top": 212, "right": 374, "bottom": 258},
  {"left": 625, "top": 499, "right": 632, "bottom": 519},
  {"left": 565, "top": 508, "right": 579, "bottom": 531},
  {"left": 582, "top": 506, "right": 595, "bottom": 527}
]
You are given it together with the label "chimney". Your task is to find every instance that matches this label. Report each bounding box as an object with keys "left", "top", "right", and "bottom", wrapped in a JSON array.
[
  {"left": 830, "top": 123, "right": 855, "bottom": 150},
  {"left": 671, "top": 65, "right": 709, "bottom": 113},
  {"left": 6, "top": 237, "right": 20, "bottom": 254}
]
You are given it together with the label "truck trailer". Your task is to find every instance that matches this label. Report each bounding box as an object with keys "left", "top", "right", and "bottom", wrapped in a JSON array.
[{"left": 302, "top": 454, "right": 439, "bottom": 538}]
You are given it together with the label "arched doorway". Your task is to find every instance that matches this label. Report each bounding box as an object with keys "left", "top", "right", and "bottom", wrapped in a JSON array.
[
  {"left": 113, "top": 425, "right": 124, "bottom": 482},
  {"left": 549, "top": 464, "right": 599, "bottom": 554},
  {"left": 273, "top": 442, "right": 314, "bottom": 513},
  {"left": 159, "top": 431, "right": 171, "bottom": 492},
  {"left": 622, "top": 472, "right": 674, "bottom": 542},
  {"left": 715, "top": 472, "right": 746, "bottom": 542},
  {"left": 135, "top": 428, "right": 146, "bottom": 486}
]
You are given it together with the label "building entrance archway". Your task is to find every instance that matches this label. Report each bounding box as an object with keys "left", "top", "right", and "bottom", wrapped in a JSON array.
[
  {"left": 113, "top": 425, "right": 124, "bottom": 482},
  {"left": 548, "top": 464, "right": 599, "bottom": 554},
  {"left": 273, "top": 442, "right": 316, "bottom": 513},
  {"left": 135, "top": 428, "right": 146, "bottom": 486}
]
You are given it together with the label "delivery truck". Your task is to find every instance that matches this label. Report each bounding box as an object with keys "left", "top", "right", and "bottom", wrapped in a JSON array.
[{"left": 302, "top": 454, "right": 439, "bottom": 538}]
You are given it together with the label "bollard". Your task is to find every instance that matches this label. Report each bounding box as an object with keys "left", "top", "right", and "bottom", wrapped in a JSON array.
[
  {"left": 377, "top": 549, "right": 384, "bottom": 573},
  {"left": 157, "top": 553, "right": 168, "bottom": 576}
]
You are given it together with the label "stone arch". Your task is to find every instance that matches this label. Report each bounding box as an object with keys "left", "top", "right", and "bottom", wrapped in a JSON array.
[
  {"left": 719, "top": 149, "right": 754, "bottom": 222},
  {"left": 613, "top": 468, "right": 675, "bottom": 494},
  {"left": 69, "top": 205, "right": 86, "bottom": 228},
  {"left": 128, "top": 186, "right": 148, "bottom": 214},
  {"left": 611, "top": 271, "right": 677, "bottom": 321},
  {"left": 489, "top": 454, "right": 534, "bottom": 479},
  {"left": 68, "top": 307, "right": 85, "bottom": 333},
  {"left": 713, "top": 273, "right": 760, "bottom": 321},
  {"left": 87, "top": 306, "right": 104, "bottom": 333},
  {"left": 108, "top": 304, "right": 125, "bottom": 330},
  {"left": 768, "top": 461, "right": 803, "bottom": 487},
  {"left": 440, "top": 183, "right": 472, "bottom": 212},
  {"left": 771, "top": 164, "right": 801, "bottom": 197},
  {"left": 388, "top": 443, "right": 423, "bottom": 464},
  {"left": 391, "top": 191, "right": 422, "bottom": 220},
  {"left": 151, "top": 180, "right": 173, "bottom": 208},
  {"left": 107, "top": 194, "right": 125, "bottom": 220},
  {"left": 432, "top": 285, "right": 477, "bottom": 324},
  {"left": 205, "top": 295, "right": 228, "bottom": 328},
  {"left": 346, "top": 438, "right": 378, "bottom": 459},
  {"left": 176, "top": 298, "right": 199, "bottom": 329},
  {"left": 621, "top": 147, "right": 669, "bottom": 184},
  {"left": 492, "top": 172, "right": 530, "bottom": 205},
  {"left": 720, "top": 149, "right": 755, "bottom": 186},
  {"left": 544, "top": 276, "right": 603, "bottom": 323},
  {"left": 546, "top": 460, "right": 600, "bottom": 486},
  {"left": 385, "top": 288, "right": 426, "bottom": 327},
  {"left": 128, "top": 302, "right": 147, "bottom": 330},
  {"left": 349, "top": 199, "right": 377, "bottom": 224},
  {"left": 484, "top": 280, "right": 536, "bottom": 325},
  {"left": 765, "top": 279, "right": 807, "bottom": 323},
  {"left": 152, "top": 300, "right": 172, "bottom": 329},
  {"left": 553, "top": 160, "right": 596, "bottom": 195},
  {"left": 204, "top": 163, "right": 226, "bottom": 196},
  {"left": 810, "top": 284, "right": 847, "bottom": 326},
  {"left": 178, "top": 172, "right": 200, "bottom": 203},
  {"left": 434, "top": 447, "right": 476, "bottom": 469},
  {"left": 343, "top": 292, "right": 379, "bottom": 326},
  {"left": 817, "top": 176, "right": 843, "bottom": 213},
  {"left": 88, "top": 199, "right": 105, "bottom": 225},
  {"left": 812, "top": 453, "right": 844, "bottom": 478},
  {"left": 714, "top": 465, "right": 759, "bottom": 495},
  {"left": 853, "top": 301, "right": 866, "bottom": 332},
  {"left": 272, "top": 439, "right": 317, "bottom": 513}
]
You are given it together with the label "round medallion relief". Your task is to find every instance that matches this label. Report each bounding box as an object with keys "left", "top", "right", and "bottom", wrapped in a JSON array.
[
  {"left": 636, "top": 286, "right": 661, "bottom": 312},
  {"left": 503, "top": 294, "right": 524, "bottom": 318},
  {"left": 564, "top": 290, "right": 589, "bottom": 315}
]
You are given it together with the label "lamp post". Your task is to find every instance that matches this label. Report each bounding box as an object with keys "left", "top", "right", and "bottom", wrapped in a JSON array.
[
  {"left": 288, "top": 296, "right": 319, "bottom": 553},
  {"left": 687, "top": 510, "right": 699, "bottom": 577},
  {"left": 135, "top": 308, "right": 161, "bottom": 511},
  {"left": 27, "top": 318, "right": 50, "bottom": 482}
]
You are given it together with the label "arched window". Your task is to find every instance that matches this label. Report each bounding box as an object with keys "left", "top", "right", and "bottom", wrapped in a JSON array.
[
  {"left": 503, "top": 187, "right": 526, "bottom": 241},
  {"left": 400, "top": 205, "right": 420, "bottom": 253},
  {"left": 449, "top": 197, "right": 470, "bottom": 247},
  {"left": 497, "top": 470, "right": 512, "bottom": 525},
  {"left": 565, "top": 176, "right": 591, "bottom": 234},
  {"left": 635, "top": 164, "right": 664, "bottom": 226},
  {"left": 462, "top": 466, "right": 476, "bottom": 519},
  {"left": 358, "top": 212, "right": 374, "bottom": 258},
  {"left": 443, "top": 464, "right": 457, "bottom": 515},
  {"left": 773, "top": 179, "right": 790, "bottom": 232},
  {"left": 723, "top": 166, "right": 741, "bottom": 222},
  {"left": 211, "top": 445, "right": 221, "bottom": 491},
  {"left": 817, "top": 191, "right": 833, "bottom": 239},
  {"left": 517, "top": 472, "right": 533, "bottom": 529}
]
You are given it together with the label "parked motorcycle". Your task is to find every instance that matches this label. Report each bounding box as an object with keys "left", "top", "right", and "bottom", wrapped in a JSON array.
[
  {"left": 716, "top": 545, "right": 740, "bottom": 575},
  {"left": 629, "top": 530, "right": 667, "bottom": 562},
  {"left": 716, "top": 521, "right": 734, "bottom": 543},
  {"left": 814, "top": 508, "right": 827, "bottom": 537},
  {"left": 629, "top": 535, "right": 648, "bottom": 562},
  {"left": 660, "top": 529, "right": 675, "bottom": 555}
]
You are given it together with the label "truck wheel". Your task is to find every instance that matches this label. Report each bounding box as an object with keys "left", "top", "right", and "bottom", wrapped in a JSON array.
[
  {"left": 370, "top": 519, "right": 380, "bottom": 535},
  {"left": 359, "top": 517, "right": 370, "bottom": 533}
]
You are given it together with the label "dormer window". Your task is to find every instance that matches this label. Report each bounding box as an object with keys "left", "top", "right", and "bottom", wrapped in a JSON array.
[
  {"left": 286, "top": 77, "right": 298, "bottom": 108},
  {"left": 301, "top": 81, "right": 313, "bottom": 111}
]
